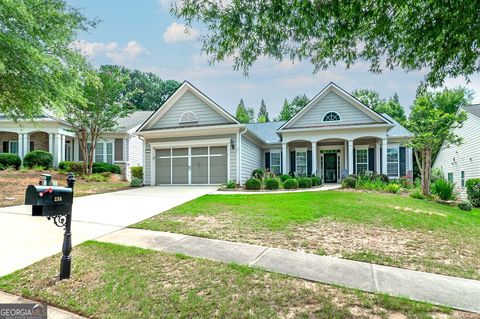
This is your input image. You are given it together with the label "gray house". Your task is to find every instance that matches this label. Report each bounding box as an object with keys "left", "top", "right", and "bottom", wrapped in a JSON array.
[{"left": 137, "top": 81, "right": 412, "bottom": 185}]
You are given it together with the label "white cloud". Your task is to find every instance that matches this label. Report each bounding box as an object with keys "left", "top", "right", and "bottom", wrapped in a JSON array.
[
  {"left": 73, "top": 40, "right": 149, "bottom": 64},
  {"left": 163, "top": 22, "right": 199, "bottom": 43}
]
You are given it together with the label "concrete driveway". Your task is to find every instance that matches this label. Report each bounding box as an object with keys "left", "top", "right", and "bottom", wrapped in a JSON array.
[{"left": 0, "top": 186, "right": 216, "bottom": 276}]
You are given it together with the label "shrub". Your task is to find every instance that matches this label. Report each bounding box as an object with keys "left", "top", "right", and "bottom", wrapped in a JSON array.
[
  {"left": 245, "top": 178, "right": 262, "bottom": 190},
  {"left": 399, "top": 177, "right": 413, "bottom": 189},
  {"left": 0, "top": 163, "right": 4, "bottom": 170},
  {"left": 466, "top": 178, "right": 480, "bottom": 207},
  {"left": 311, "top": 176, "right": 322, "bottom": 186},
  {"left": 226, "top": 180, "right": 236, "bottom": 189},
  {"left": 283, "top": 179, "right": 298, "bottom": 189},
  {"left": 23, "top": 150, "right": 53, "bottom": 169},
  {"left": 130, "top": 177, "right": 142, "bottom": 187},
  {"left": 410, "top": 189, "right": 426, "bottom": 200},
  {"left": 348, "top": 174, "right": 358, "bottom": 180},
  {"left": 372, "top": 173, "right": 389, "bottom": 183},
  {"left": 431, "top": 167, "right": 445, "bottom": 183},
  {"left": 131, "top": 166, "right": 143, "bottom": 180},
  {"left": 265, "top": 178, "right": 280, "bottom": 190},
  {"left": 298, "top": 177, "right": 312, "bottom": 188},
  {"left": 432, "top": 179, "right": 456, "bottom": 201},
  {"left": 58, "top": 161, "right": 85, "bottom": 174},
  {"left": 83, "top": 173, "right": 109, "bottom": 182},
  {"left": 357, "top": 175, "right": 385, "bottom": 191},
  {"left": 0, "top": 153, "right": 21, "bottom": 169},
  {"left": 92, "top": 162, "right": 121, "bottom": 174},
  {"left": 251, "top": 169, "right": 264, "bottom": 180},
  {"left": 458, "top": 200, "right": 472, "bottom": 211},
  {"left": 279, "top": 174, "right": 292, "bottom": 182},
  {"left": 342, "top": 176, "right": 357, "bottom": 188},
  {"left": 384, "top": 183, "right": 401, "bottom": 194}
]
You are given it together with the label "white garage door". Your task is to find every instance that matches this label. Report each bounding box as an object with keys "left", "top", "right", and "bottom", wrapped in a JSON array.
[{"left": 155, "top": 146, "right": 227, "bottom": 185}]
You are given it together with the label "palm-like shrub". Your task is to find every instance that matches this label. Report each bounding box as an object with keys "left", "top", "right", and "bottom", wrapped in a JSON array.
[
  {"left": 384, "top": 183, "right": 401, "bottom": 194},
  {"left": 245, "top": 178, "right": 261, "bottom": 190},
  {"left": 432, "top": 179, "right": 456, "bottom": 201}
]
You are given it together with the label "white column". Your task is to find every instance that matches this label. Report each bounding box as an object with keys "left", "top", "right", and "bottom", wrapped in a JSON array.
[
  {"left": 348, "top": 140, "right": 354, "bottom": 175},
  {"left": 311, "top": 142, "right": 317, "bottom": 176},
  {"left": 17, "top": 134, "right": 23, "bottom": 159},
  {"left": 61, "top": 135, "right": 66, "bottom": 162},
  {"left": 48, "top": 133, "right": 54, "bottom": 155},
  {"left": 382, "top": 138, "right": 388, "bottom": 175},
  {"left": 375, "top": 141, "right": 381, "bottom": 174},
  {"left": 54, "top": 133, "right": 61, "bottom": 167},
  {"left": 282, "top": 142, "right": 288, "bottom": 174},
  {"left": 407, "top": 147, "right": 413, "bottom": 175}
]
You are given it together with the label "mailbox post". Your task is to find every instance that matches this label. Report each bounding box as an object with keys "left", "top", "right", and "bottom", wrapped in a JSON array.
[{"left": 25, "top": 173, "right": 75, "bottom": 280}]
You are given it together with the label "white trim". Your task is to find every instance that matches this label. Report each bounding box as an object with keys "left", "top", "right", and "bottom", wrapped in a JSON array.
[
  {"left": 355, "top": 148, "right": 369, "bottom": 175},
  {"left": 178, "top": 111, "right": 199, "bottom": 124},
  {"left": 386, "top": 143, "right": 400, "bottom": 178},
  {"left": 137, "top": 123, "right": 243, "bottom": 138},
  {"left": 279, "top": 123, "right": 393, "bottom": 133},
  {"left": 322, "top": 111, "right": 341, "bottom": 122},
  {"left": 269, "top": 149, "right": 281, "bottom": 175},
  {"left": 295, "top": 149, "right": 308, "bottom": 176},
  {"left": 149, "top": 138, "right": 231, "bottom": 149}
]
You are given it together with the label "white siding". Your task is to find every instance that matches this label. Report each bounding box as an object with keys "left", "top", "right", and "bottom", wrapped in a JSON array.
[
  {"left": 291, "top": 91, "right": 378, "bottom": 128},
  {"left": 128, "top": 135, "right": 143, "bottom": 167},
  {"left": 433, "top": 112, "right": 480, "bottom": 199},
  {"left": 241, "top": 136, "right": 263, "bottom": 184},
  {"left": 144, "top": 143, "right": 152, "bottom": 185},
  {"left": 152, "top": 92, "right": 231, "bottom": 129}
]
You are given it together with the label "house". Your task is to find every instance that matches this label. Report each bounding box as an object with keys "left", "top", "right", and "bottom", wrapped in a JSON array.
[
  {"left": 433, "top": 104, "right": 480, "bottom": 198},
  {"left": 0, "top": 111, "right": 151, "bottom": 179},
  {"left": 136, "top": 81, "right": 412, "bottom": 185}
]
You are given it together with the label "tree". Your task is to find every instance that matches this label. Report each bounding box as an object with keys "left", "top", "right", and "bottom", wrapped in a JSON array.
[
  {"left": 0, "top": 0, "right": 95, "bottom": 118},
  {"left": 257, "top": 99, "right": 269, "bottom": 123},
  {"left": 235, "top": 99, "right": 254, "bottom": 123},
  {"left": 353, "top": 89, "right": 406, "bottom": 124},
  {"left": 289, "top": 94, "right": 309, "bottom": 115},
  {"left": 433, "top": 87, "right": 474, "bottom": 114},
  {"left": 405, "top": 89, "right": 471, "bottom": 196},
  {"left": 101, "top": 65, "right": 181, "bottom": 111},
  {"left": 174, "top": 1, "right": 480, "bottom": 86},
  {"left": 278, "top": 99, "right": 294, "bottom": 121},
  {"left": 65, "top": 66, "right": 134, "bottom": 174}
]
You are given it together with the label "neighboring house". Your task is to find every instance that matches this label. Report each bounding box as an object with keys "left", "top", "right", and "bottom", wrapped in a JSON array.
[
  {"left": 433, "top": 104, "right": 480, "bottom": 198},
  {"left": 137, "top": 81, "right": 413, "bottom": 185},
  {"left": 0, "top": 111, "right": 151, "bottom": 179}
]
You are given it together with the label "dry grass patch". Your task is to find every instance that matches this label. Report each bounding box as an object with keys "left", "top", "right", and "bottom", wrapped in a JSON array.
[{"left": 0, "top": 241, "right": 472, "bottom": 319}]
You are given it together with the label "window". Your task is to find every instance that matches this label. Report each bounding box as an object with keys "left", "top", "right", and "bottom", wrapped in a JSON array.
[
  {"left": 9, "top": 141, "right": 18, "bottom": 155},
  {"left": 95, "top": 142, "right": 104, "bottom": 163},
  {"left": 90, "top": 141, "right": 114, "bottom": 164},
  {"left": 106, "top": 142, "right": 113, "bottom": 164},
  {"left": 179, "top": 111, "right": 198, "bottom": 124},
  {"left": 461, "top": 171, "right": 465, "bottom": 187},
  {"left": 296, "top": 149, "right": 307, "bottom": 176},
  {"left": 322, "top": 111, "right": 341, "bottom": 122},
  {"left": 387, "top": 147, "right": 399, "bottom": 177},
  {"left": 270, "top": 151, "right": 281, "bottom": 175},
  {"left": 448, "top": 172, "right": 453, "bottom": 183},
  {"left": 356, "top": 149, "right": 368, "bottom": 175}
]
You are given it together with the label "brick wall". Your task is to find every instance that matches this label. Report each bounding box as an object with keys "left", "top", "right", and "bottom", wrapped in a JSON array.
[
  {"left": 29, "top": 132, "right": 49, "bottom": 152},
  {"left": 0, "top": 132, "right": 18, "bottom": 152}
]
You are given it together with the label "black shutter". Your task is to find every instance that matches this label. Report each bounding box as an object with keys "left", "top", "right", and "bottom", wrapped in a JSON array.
[
  {"left": 30, "top": 141, "right": 34, "bottom": 152},
  {"left": 280, "top": 151, "right": 283, "bottom": 174},
  {"left": 380, "top": 148, "right": 382, "bottom": 173},
  {"left": 265, "top": 152, "right": 270, "bottom": 171},
  {"left": 353, "top": 149, "right": 356, "bottom": 174},
  {"left": 290, "top": 151, "right": 295, "bottom": 174},
  {"left": 368, "top": 148, "right": 374, "bottom": 172},
  {"left": 2, "top": 141, "right": 8, "bottom": 153},
  {"left": 307, "top": 150, "right": 312, "bottom": 176},
  {"left": 399, "top": 147, "right": 406, "bottom": 177}
]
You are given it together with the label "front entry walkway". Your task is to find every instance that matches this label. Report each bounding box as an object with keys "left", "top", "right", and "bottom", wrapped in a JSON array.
[
  {"left": 0, "top": 186, "right": 216, "bottom": 276},
  {"left": 98, "top": 228, "right": 480, "bottom": 314}
]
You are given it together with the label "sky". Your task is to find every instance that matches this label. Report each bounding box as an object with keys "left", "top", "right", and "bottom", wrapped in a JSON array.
[{"left": 69, "top": 0, "right": 480, "bottom": 118}]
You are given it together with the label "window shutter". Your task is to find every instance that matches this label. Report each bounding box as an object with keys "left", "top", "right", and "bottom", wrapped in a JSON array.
[
  {"left": 2, "top": 141, "right": 8, "bottom": 153},
  {"left": 290, "top": 151, "right": 295, "bottom": 174},
  {"left": 353, "top": 149, "right": 356, "bottom": 174},
  {"left": 280, "top": 152, "right": 283, "bottom": 174},
  {"left": 368, "top": 148, "right": 374, "bottom": 172},
  {"left": 114, "top": 138, "right": 124, "bottom": 161},
  {"left": 399, "top": 147, "right": 406, "bottom": 177},
  {"left": 265, "top": 152, "right": 270, "bottom": 170},
  {"left": 307, "top": 150, "right": 312, "bottom": 176}
]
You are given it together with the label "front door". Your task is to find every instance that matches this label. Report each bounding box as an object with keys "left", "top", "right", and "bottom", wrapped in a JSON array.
[{"left": 323, "top": 153, "right": 337, "bottom": 183}]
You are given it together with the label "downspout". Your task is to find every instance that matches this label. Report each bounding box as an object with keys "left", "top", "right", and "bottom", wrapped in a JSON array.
[{"left": 239, "top": 127, "right": 248, "bottom": 185}]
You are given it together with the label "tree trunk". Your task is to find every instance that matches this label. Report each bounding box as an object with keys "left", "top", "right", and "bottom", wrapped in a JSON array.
[
  {"left": 421, "top": 148, "right": 432, "bottom": 196},
  {"left": 78, "top": 129, "right": 89, "bottom": 174}
]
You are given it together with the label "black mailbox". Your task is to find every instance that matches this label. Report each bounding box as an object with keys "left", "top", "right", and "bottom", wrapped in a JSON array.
[{"left": 25, "top": 185, "right": 73, "bottom": 217}]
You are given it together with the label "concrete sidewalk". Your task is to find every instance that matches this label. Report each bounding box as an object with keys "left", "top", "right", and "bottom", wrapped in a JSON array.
[{"left": 98, "top": 228, "right": 480, "bottom": 314}]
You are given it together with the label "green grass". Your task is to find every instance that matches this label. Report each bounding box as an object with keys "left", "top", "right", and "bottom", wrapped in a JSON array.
[
  {"left": 0, "top": 241, "right": 454, "bottom": 319},
  {"left": 133, "top": 190, "right": 480, "bottom": 279}
]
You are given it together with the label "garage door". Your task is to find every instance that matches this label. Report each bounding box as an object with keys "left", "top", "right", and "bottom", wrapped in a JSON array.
[{"left": 155, "top": 146, "right": 227, "bottom": 185}]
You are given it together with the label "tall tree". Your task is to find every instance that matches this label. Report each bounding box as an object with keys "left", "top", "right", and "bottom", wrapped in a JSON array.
[
  {"left": 289, "top": 94, "right": 310, "bottom": 115},
  {"left": 278, "top": 99, "right": 294, "bottom": 121},
  {"left": 352, "top": 89, "right": 384, "bottom": 110},
  {"left": 433, "top": 87, "right": 474, "bottom": 114},
  {"left": 353, "top": 89, "right": 406, "bottom": 124},
  {"left": 65, "top": 66, "right": 134, "bottom": 174},
  {"left": 174, "top": 1, "right": 480, "bottom": 86},
  {"left": 235, "top": 99, "right": 254, "bottom": 123},
  {"left": 257, "top": 99, "right": 269, "bottom": 123},
  {"left": 0, "top": 0, "right": 95, "bottom": 118},
  {"left": 101, "top": 65, "right": 181, "bottom": 110},
  {"left": 405, "top": 88, "right": 471, "bottom": 196}
]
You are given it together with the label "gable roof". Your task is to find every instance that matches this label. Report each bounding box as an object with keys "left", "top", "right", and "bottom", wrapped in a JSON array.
[
  {"left": 279, "top": 82, "right": 392, "bottom": 130},
  {"left": 137, "top": 81, "right": 239, "bottom": 131},
  {"left": 463, "top": 104, "right": 480, "bottom": 119},
  {"left": 246, "top": 121, "right": 285, "bottom": 144},
  {"left": 382, "top": 114, "right": 411, "bottom": 138},
  {"left": 112, "top": 111, "right": 153, "bottom": 132}
]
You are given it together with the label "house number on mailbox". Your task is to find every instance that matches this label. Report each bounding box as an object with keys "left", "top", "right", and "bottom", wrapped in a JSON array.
[{"left": 54, "top": 197, "right": 62, "bottom": 202}]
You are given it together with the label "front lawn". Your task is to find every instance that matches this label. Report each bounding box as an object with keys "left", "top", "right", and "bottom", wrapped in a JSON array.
[
  {"left": 133, "top": 190, "right": 480, "bottom": 280},
  {"left": 0, "top": 241, "right": 464, "bottom": 319},
  {"left": 0, "top": 169, "right": 129, "bottom": 207}
]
